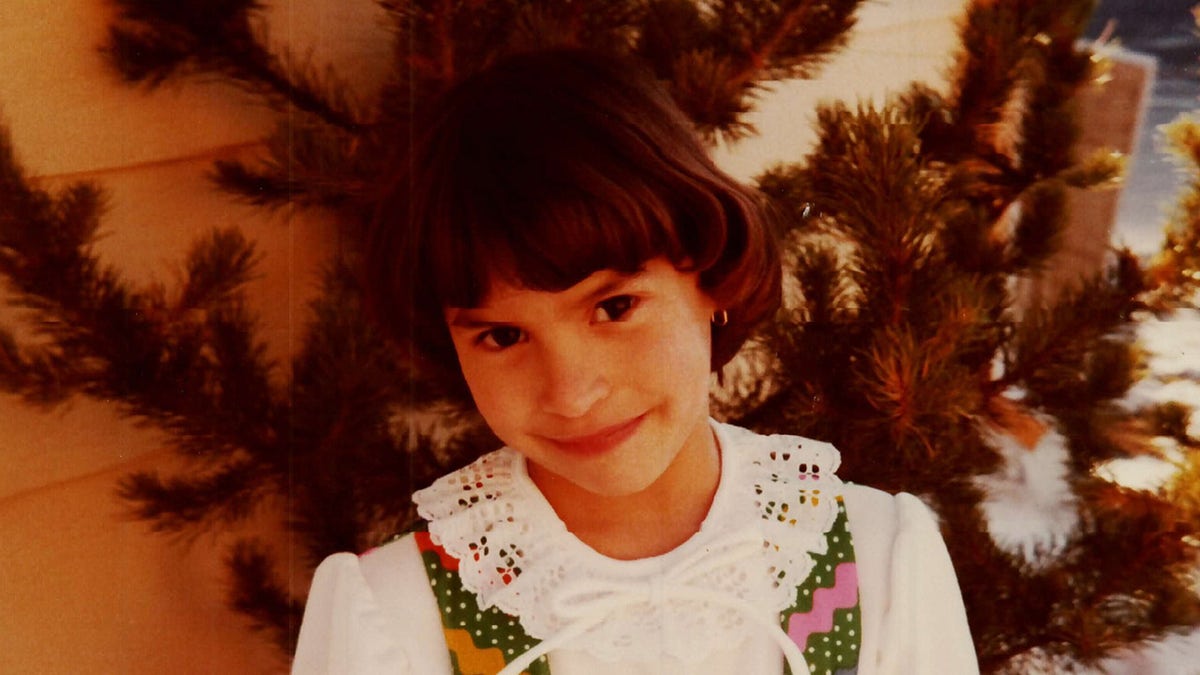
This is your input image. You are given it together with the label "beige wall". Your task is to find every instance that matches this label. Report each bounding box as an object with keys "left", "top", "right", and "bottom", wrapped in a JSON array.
[
  {"left": 1, "top": 1, "right": 387, "bottom": 673},
  {"left": 11, "top": 1, "right": 1141, "bottom": 673}
]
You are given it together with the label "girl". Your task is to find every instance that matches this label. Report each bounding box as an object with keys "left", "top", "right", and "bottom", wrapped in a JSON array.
[{"left": 293, "top": 48, "right": 978, "bottom": 675}]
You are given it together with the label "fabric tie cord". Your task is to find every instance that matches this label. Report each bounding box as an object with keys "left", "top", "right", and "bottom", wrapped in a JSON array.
[{"left": 495, "top": 529, "right": 810, "bottom": 675}]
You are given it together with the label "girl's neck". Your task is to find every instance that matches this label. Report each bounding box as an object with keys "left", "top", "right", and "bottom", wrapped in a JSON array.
[{"left": 529, "top": 424, "right": 721, "bottom": 560}]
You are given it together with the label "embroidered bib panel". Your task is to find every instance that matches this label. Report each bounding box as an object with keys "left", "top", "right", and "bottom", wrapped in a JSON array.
[{"left": 415, "top": 498, "right": 861, "bottom": 675}]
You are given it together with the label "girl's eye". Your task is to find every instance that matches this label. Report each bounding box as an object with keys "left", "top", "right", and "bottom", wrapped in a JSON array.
[
  {"left": 593, "top": 295, "right": 638, "bottom": 323},
  {"left": 478, "top": 326, "right": 524, "bottom": 350}
]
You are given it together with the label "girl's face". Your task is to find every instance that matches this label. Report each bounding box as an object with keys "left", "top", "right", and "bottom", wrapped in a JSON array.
[{"left": 444, "top": 258, "right": 717, "bottom": 498}]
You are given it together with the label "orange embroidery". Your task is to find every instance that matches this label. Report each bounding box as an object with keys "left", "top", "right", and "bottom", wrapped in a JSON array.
[{"left": 443, "top": 627, "right": 511, "bottom": 675}]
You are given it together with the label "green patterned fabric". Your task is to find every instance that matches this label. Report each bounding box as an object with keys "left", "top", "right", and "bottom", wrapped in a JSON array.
[
  {"left": 415, "top": 530, "right": 550, "bottom": 675},
  {"left": 783, "top": 498, "right": 861, "bottom": 675}
]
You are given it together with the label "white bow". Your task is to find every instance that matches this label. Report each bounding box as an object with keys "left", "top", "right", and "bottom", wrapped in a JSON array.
[{"left": 496, "top": 530, "right": 810, "bottom": 675}]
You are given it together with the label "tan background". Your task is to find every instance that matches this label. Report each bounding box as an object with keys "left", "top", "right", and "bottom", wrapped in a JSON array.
[{"left": 0, "top": 1, "right": 1141, "bottom": 672}]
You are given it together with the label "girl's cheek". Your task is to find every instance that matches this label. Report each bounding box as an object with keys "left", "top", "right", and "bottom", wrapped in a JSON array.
[{"left": 643, "top": 322, "right": 705, "bottom": 371}]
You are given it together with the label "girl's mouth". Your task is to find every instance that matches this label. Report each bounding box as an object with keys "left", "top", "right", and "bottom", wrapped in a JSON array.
[{"left": 545, "top": 414, "right": 646, "bottom": 456}]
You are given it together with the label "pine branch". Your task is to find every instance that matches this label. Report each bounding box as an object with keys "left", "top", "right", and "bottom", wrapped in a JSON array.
[
  {"left": 925, "top": 0, "right": 1103, "bottom": 239},
  {"left": 1057, "top": 480, "right": 1200, "bottom": 651},
  {"left": 0, "top": 328, "right": 77, "bottom": 406},
  {"left": 949, "top": 0, "right": 1095, "bottom": 149},
  {"left": 380, "top": 0, "right": 644, "bottom": 107},
  {"left": 961, "top": 475, "right": 1200, "bottom": 667},
  {"left": 1005, "top": 262, "right": 1142, "bottom": 411},
  {"left": 227, "top": 539, "right": 305, "bottom": 655},
  {"left": 179, "top": 227, "right": 261, "bottom": 312},
  {"left": 118, "top": 457, "right": 270, "bottom": 535},
  {"left": 104, "top": 0, "right": 364, "bottom": 132},
  {"left": 1058, "top": 148, "right": 1126, "bottom": 190},
  {"left": 1167, "top": 450, "right": 1200, "bottom": 516},
  {"left": 1007, "top": 181, "right": 1066, "bottom": 271},
  {"left": 799, "top": 101, "right": 955, "bottom": 327},
  {"left": 1, "top": 121, "right": 283, "bottom": 478},
  {"left": 747, "top": 97, "right": 1005, "bottom": 490},
  {"left": 637, "top": 0, "right": 866, "bottom": 141},
  {"left": 209, "top": 117, "right": 366, "bottom": 212},
  {"left": 0, "top": 129, "right": 131, "bottom": 403},
  {"left": 281, "top": 264, "right": 473, "bottom": 559},
  {"left": 508, "top": 0, "right": 647, "bottom": 53},
  {"left": 1146, "top": 114, "right": 1200, "bottom": 309},
  {"left": 104, "top": 0, "right": 374, "bottom": 212},
  {"left": 719, "top": 0, "right": 863, "bottom": 82}
]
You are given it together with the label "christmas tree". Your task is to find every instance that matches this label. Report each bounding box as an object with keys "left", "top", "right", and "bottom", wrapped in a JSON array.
[{"left": 2, "top": 0, "right": 1198, "bottom": 671}]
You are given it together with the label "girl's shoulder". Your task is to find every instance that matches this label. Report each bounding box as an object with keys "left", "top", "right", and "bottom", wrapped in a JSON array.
[
  {"left": 293, "top": 535, "right": 449, "bottom": 674},
  {"left": 840, "top": 482, "right": 945, "bottom": 550},
  {"left": 834, "top": 487, "right": 979, "bottom": 672},
  {"left": 300, "top": 534, "right": 439, "bottom": 629}
]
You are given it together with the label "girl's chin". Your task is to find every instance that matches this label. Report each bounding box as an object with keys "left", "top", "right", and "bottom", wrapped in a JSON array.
[{"left": 528, "top": 456, "right": 667, "bottom": 500}]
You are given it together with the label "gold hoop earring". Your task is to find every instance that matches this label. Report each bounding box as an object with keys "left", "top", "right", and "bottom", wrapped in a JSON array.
[{"left": 711, "top": 310, "right": 729, "bottom": 327}]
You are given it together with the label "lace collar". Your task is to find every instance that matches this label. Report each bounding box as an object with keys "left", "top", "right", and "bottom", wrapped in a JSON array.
[{"left": 413, "top": 420, "right": 844, "bottom": 664}]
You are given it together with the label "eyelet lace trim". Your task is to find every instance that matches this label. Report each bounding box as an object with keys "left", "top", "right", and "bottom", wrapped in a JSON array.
[{"left": 413, "top": 421, "right": 843, "bottom": 664}]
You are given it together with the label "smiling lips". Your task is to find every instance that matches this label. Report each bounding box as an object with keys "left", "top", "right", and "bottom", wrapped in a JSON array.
[{"left": 545, "top": 414, "right": 646, "bottom": 456}]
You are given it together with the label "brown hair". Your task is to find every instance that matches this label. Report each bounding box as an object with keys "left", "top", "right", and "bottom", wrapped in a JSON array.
[{"left": 366, "top": 48, "right": 780, "bottom": 389}]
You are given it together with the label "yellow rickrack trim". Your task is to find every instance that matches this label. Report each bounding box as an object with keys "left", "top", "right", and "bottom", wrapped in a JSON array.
[{"left": 443, "top": 627, "right": 514, "bottom": 675}]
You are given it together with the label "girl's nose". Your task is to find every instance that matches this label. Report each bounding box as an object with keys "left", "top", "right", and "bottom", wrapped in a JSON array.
[{"left": 537, "top": 340, "right": 610, "bottom": 418}]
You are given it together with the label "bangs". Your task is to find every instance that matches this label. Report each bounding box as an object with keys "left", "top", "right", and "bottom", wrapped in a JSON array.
[
  {"left": 432, "top": 181, "right": 684, "bottom": 308},
  {"left": 421, "top": 103, "right": 729, "bottom": 308}
]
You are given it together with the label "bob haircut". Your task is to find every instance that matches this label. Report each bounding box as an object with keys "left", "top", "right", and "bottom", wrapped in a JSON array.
[{"left": 366, "top": 48, "right": 781, "bottom": 389}]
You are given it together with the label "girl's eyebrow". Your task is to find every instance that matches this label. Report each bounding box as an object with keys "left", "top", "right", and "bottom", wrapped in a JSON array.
[
  {"left": 576, "top": 269, "right": 647, "bottom": 306},
  {"left": 447, "top": 315, "right": 507, "bottom": 329}
]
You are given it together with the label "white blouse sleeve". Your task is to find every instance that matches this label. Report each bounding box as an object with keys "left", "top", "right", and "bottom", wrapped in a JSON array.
[
  {"left": 844, "top": 485, "right": 979, "bottom": 675},
  {"left": 292, "top": 536, "right": 452, "bottom": 675}
]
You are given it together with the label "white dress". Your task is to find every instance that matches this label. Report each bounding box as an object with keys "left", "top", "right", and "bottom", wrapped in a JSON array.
[{"left": 293, "top": 421, "right": 979, "bottom": 674}]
